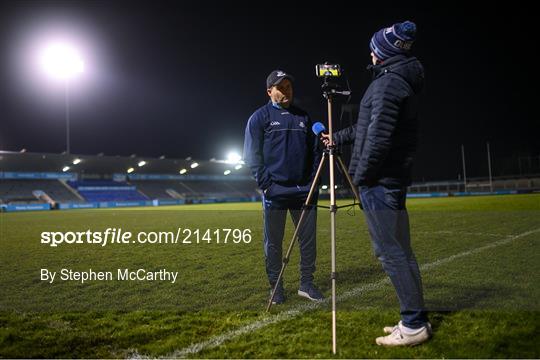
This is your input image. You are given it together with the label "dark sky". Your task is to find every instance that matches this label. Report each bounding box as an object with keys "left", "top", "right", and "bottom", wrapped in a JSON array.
[{"left": 0, "top": 1, "right": 537, "bottom": 181}]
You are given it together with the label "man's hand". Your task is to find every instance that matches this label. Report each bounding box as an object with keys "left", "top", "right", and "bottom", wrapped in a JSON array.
[{"left": 320, "top": 133, "right": 334, "bottom": 147}]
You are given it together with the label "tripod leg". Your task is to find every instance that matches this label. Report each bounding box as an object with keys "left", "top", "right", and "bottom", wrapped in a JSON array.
[
  {"left": 329, "top": 151, "right": 338, "bottom": 355},
  {"left": 336, "top": 155, "right": 362, "bottom": 207},
  {"left": 266, "top": 152, "right": 327, "bottom": 312}
]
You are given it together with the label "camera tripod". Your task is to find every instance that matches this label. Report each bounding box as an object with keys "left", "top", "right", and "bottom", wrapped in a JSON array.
[{"left": 266, "top": 78, "right": 362, "bottom": 354}]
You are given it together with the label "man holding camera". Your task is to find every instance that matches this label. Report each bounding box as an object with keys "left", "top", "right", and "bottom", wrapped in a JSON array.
[
  {"left": 243, "top": 70, "right": 323, "bottom": 305},
  {"left": 322, "top": 21, "right": 431, "bottom": 346}
]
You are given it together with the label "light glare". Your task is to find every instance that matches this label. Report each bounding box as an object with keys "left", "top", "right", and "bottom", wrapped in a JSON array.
[
  {"left": 40, "top": 42, "right": 84, "bottom": 80},
  {"left": 226, "top": 152, "right": 242, "bottom": 164}
]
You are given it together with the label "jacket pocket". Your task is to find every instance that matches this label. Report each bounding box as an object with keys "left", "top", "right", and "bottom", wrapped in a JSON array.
[{"left": 266, "top": 183, "right": 309, "bottom": 199}]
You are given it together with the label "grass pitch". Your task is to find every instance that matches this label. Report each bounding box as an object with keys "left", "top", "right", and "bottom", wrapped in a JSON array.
[{"left": 0, "top": 194, "right": 539, "bottom": 358}]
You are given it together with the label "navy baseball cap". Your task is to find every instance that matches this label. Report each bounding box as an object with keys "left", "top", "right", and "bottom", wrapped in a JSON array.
[{"left": 266, "top": 70, "right": 294, "bottom": 89}]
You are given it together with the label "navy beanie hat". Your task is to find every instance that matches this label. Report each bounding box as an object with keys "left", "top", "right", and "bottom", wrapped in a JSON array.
[{"left": 370, "top": 21, "right": 416, "bottom": 61}]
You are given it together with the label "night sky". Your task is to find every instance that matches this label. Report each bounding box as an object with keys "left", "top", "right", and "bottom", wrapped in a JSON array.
[{"left": 0, "top": 1, "right": 537, "bottom": 181}]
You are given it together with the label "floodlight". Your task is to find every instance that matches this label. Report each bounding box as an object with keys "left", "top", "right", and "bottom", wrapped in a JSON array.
[
  {"left": 40, "top": 42, "right": 84, "bottom": 80},
  {"left": 227, "top": 152, "right": 242, "bottom": 164}
]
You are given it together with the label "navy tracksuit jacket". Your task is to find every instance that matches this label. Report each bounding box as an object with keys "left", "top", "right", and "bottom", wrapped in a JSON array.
[{"left": 243, "top": 102, "right": 321, "bottom": 285}]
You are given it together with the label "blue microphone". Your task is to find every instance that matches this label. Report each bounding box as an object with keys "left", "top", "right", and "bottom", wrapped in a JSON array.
[{"left": 312, "top": 122, "right": 326, "bottom": 136}]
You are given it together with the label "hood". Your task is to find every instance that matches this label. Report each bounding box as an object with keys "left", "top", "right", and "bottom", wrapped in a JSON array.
[{"left": 369, "top": 55, "right": 424, "bottom": 93}]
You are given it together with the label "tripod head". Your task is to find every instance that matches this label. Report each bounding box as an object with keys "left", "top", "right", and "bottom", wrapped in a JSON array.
[{"left": 321, "top": 77, "right": 351, "bottom": 99}]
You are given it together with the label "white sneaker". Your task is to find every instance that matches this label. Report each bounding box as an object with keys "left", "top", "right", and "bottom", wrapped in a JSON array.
[
  {"left": 383, "top": 321, "right": 432, "bottom": 334},
  {"left": 376, "top": 321, "right": 432, "bottom": 347}
]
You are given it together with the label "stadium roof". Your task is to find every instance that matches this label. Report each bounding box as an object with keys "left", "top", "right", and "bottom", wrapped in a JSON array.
[{"left": 0, "top": 151, "right": 249, "bottom": 176}]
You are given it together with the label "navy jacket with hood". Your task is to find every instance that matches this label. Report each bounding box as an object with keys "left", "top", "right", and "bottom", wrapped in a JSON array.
[
  {"left": 244, "top": 102, "right": 320, "bottom": 192},
  {"left": 334, "top": 55, "right": 425, "bottom": 187}
]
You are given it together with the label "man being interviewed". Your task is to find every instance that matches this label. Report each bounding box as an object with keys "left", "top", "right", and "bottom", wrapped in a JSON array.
[{"left": 243, "top": 70, "right": 323, "bottom": 305}]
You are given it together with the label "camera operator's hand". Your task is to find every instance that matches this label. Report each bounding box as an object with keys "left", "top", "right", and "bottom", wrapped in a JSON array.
[{"left": 320, "top": 133, "right": 334, "bottom": 147}]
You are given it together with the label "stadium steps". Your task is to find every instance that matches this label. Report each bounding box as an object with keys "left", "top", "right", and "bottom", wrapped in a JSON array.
[
  {"left": 58, "top": 179, "right": 85, "bottom": 201},
  {"left": 178, "top": 181, "right": 198, "bottom": 196},
  {"left": 32, "top": 190, "right": 56, "bottom": 206},
  {"left": 166, "top": 188, "right": 184, "bottom": 199}
]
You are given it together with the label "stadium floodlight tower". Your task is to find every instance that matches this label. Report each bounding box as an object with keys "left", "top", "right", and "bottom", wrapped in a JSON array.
[{"left": 39, "top": 41, "right": 84, "bottom": 154}]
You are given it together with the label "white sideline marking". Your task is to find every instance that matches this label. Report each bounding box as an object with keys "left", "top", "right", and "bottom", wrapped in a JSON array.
[
  {"left": 147, "top": 228, "right": 540, "bottom": 359},
  {"left": 417, "top": 230, "right": 509, "bottom": 238}
]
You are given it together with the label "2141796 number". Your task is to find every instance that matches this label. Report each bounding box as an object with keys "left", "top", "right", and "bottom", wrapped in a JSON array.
[{"left": 181, "top": 228, "right": 252, "bottom": 244}]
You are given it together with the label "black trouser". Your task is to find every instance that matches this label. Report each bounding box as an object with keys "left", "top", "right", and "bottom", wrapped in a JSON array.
[{"left": 261, "top": 183, "right": 317, "bottom": 286}]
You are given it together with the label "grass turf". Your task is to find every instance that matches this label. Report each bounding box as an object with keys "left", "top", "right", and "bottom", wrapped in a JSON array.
[{"left": 0, "top": 194, "right": 539, "bottom": 358}]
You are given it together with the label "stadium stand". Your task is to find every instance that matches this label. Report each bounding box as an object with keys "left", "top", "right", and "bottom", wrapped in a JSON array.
[
  {"left": 132, "top": 179, "right": 257, "bottom": 200},
  {"left": 0, "top": 151, "right": 259, "bottom": 210},
  {"left": 1, "top": 150, "right": 538, "bottom": 211},
  {"left": 124, "top": 181, "right": 176, "bottom": 200},
  {"left": 67, "top": 180, "right": 149, "bottom": 202},
  {"left": 0, "top": 179, "right": 83, "bottom": 204}
]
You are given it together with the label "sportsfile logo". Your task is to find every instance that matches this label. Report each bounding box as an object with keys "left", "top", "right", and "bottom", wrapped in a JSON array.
[{"left": 40, "top": 227, "right": 253, "bottom": 247}]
